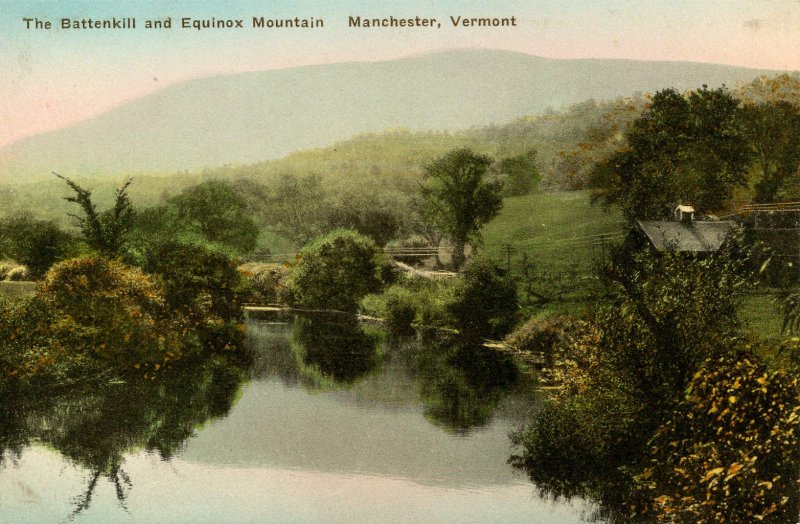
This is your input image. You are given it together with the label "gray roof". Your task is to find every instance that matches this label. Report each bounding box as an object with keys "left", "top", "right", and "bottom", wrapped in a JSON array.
[{"left": 637, "top": 220, "right": 735, "bottom": 252}]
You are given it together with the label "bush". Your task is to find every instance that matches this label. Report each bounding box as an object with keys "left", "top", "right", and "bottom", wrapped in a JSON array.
[
  {"left": 447, "top": 257, "right": 518, "bottom": 340},
  {"left": 506, "top": 316, "right": 601, "bottom": 392},
  {"left": 0, "top": 215, "right": 76, "bottom": 279},
  {"left": 238, "top": 262, "right": 291, "bottom": 304},
  {"left": 632, "top": 352, "right": 800, "bottom": 523},
  {"left": 383, "top": 285, "right": 418, "bottom": 334},
  {"left": 0, "top": 257, "right": 194, "bottom": 383},
  {"left": 510, "top": 387, "right": 640, "bottom": 499},
  {"left": 141, "top": 241, "right": 244, "bottom": 351},
  {"left": 287, "top": 229, "right": 383, "bottom": 312}
]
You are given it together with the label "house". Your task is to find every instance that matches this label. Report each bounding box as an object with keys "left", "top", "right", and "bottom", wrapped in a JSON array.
[{"left": 637, "top": 210, "right": 735, "bottom": 252}]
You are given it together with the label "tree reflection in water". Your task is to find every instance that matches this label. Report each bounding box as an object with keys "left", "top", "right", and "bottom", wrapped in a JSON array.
[
  {"left": 291, "top": 314, "right": 382, "bottom": 389},
  {"left": 0, "top": 354, "right": 250, "bottom": 520},
  {"left": 1, "top": 316, "right": 527, "bottom": 519},
  {"left": 415, "top": 334, "right": 520, "bottom": 434}
]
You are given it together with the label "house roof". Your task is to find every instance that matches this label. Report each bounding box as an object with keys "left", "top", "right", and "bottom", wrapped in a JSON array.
[{"left": 637, "top": 220, "right": 735, "bottom": 252}]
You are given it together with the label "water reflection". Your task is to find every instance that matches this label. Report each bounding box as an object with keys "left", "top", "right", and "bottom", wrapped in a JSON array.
[
  {"left": 291, "top": 315, "right": 382, "bottom": 389},
  {"left": 0, "top": 355, "right": 249, "bottom": 519},
  {"left": 416, "top": 337, "right": 520, "bottom": 434},
  {"left": 1, "top": 315, "right": 561, "bottom": 522}
]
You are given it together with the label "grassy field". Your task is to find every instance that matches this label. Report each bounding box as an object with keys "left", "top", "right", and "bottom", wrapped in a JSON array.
[
  {"left": 483, "top": 191, "right": 624, "bottom": 272},
  {"left": 739, "top": 292, "right": 786, "bottom": 340},
  {"left": 481, "top": 191, "right": 623, "bottom": 313}
]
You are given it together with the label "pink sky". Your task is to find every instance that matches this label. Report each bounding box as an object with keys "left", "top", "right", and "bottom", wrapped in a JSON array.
[{"left": 1, "top": 0, "right": 799, "bottom": 148}]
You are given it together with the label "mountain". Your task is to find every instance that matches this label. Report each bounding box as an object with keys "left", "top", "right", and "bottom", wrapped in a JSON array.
[{"left": 0, "top": 49, "right": 779, "bottom": 183}]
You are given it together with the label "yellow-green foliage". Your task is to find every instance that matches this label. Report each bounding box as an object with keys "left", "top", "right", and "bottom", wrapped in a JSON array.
[
  {"left": 0, "top": 261, "right": 28, "bottom": 281},
  {"left": 27, "top": 257, "right": 191, "bottom": 373},
  {"left": 238, "top": 262, "right": 292, "bottom": 304},
  {"left": 505, "top": 315, "right": 601, "bottom": 395},
  {"left": 633, "top": 353, "right": 800, "bottom": 523}
]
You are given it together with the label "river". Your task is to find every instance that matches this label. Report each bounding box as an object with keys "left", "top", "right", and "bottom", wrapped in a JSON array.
[{"left": 0, "top": 314, "right": 591, "bottom": 523}]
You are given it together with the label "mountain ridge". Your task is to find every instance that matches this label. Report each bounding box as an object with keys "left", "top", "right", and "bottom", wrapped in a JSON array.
[{"left": 0, "top": 49, "right": 781, "bottom": 183}]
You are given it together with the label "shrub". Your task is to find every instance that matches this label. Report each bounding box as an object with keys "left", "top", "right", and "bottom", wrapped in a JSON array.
[
  {"left": 632, "top": 352, "right": 800, "bottom": 523},
  {"left": 238, "top": 262, "right": 291, "bottom": 304},
  {"left": 141, "top": 241, "right": 244, "bottom": 351},
  {"left": 505, "top": 315, "right": 566, "bottom": 353},
  {"left": 5, "top": 257, "right": 194, "bottom": 377},
  {"left": 447, "top": 257, "right": 518, "bottom": 340},
  {"left": 383, "top": 285, "right": 418, "bottom": 334},
  {"left": 510, "top": 386, "right": 641, "bottom": 499},
  {"left": 287, "top": 229, "right": 383, "bottom": 312},
  {"left": 0, "top": 215, "right": 76, "bottom": 279},
  {"left": 506, "top": 315, "right": 601, "bottom": 392}
]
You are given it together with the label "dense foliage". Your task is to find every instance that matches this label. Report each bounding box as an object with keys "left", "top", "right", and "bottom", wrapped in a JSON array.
[
  {"left": 591, "top": 86, "right": 751, "bottom": 221},
  {"left": 447, "top": 257, "right": 518, "bottom": 340},
  {"left": 510, "top": 237, "right": 767, "bottom": 520},
  {"left": 743, "top": 100, "right": 800, "bottom": 202},
  {"left": 0, "top": 258, "right": 194, "bottom": 390},
  {"left": 166, "top": 180, "right": 259, "bottom": 255},
  {"left": 140, "top": 241, "right": 245, "bottom": 351},
  {"left": 632, "top": 353, "right": 800, "bottom": 523},
  {"left": 495, "top": 148, "right": 541, "bottom": 196},
  {"left": 287, "top": 229, "right": 383, "bottom": 312},
  {"left": 0, "top": 214, "right": 76, "bottom": 279}
]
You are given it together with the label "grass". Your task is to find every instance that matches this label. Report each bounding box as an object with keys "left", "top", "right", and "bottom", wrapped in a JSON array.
[
  {"left": 739, "top": 292, "right": 786, "bottom": 340},
  {"left": 0, "top": 281, "right": 36, "bottom": 301},
  {"left": 483, "top": 191, "right": 624, "bottom": 273},
  {"left": 481, "top": 191, "right": 623, "bottom": 314}
]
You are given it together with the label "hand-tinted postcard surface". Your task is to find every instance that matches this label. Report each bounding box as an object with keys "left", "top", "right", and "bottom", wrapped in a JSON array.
[{"left": 1, "top": 2, "right": 798, "bottom": 522}]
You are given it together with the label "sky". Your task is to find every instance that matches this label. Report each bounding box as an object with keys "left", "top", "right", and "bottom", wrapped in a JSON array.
[{"left": 1, "top": 0, "right": 799, "bottom": 147}]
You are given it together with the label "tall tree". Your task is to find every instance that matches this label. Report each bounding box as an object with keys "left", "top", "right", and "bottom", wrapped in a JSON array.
[
  {"left": 743, "top": 101, "right": 800, "bottom": 202},
  {"left": 55, "top": 173, "right": 134, "bottom": 257},
  {"left": 420, "top": 148, "right": 503, "bottom": 270},
  {"left": 166, "top": 180, "right": 259, "bottom": 255},
  {"left": 591, "top": 86, "right": 750, "bottom": 222}
]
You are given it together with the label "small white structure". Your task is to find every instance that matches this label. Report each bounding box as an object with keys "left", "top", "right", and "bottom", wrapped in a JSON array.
[{"left": 673, "top": 205, "right": 695, "bottom": 222}]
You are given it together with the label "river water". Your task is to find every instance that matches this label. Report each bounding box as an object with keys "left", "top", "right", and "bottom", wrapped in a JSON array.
[{"left": 0, "top": 314, "right": 591, "bottom": 523}]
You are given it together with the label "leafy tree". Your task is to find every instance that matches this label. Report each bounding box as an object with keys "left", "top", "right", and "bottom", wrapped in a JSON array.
[
  {"left": 166, "top": 180, "right": 259, "bottom": 255},
  {"left": 420, "top": 148, "right": 503, "bottom": 270},
  {"left": 496, "top": 148, "right": 540, "bottom": 196},
  {"left": 55, "top": 173, "right": 134, "bottom": 257},
  {"left": 141, "top": 241, "right": 245, "bottom": 351},
  {"left": 287, "top": 229, "right": 383, "bottom": 312},
  {"left": 255, "top": 173, "right": 328, "bottom": 244},
  {"left": 511, "top": 235, "right": 757, "bottom": 516},
  {"left": 743, "top": 101, "right": 800, "bottom": 202},
  {"left": 0, "top": 213, "right": 76, "bottom": 279},
  {"left": 591, "top": 86, "right": 750, "bottom": 221}
]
